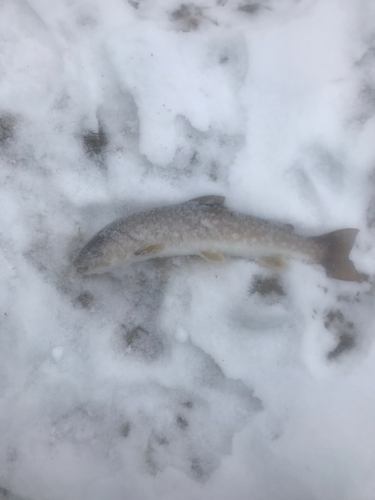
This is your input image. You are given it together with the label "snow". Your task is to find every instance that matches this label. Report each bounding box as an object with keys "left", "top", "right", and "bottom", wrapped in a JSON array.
[{"left": 0, "top": 0, "right": 374, "bottom": 499}]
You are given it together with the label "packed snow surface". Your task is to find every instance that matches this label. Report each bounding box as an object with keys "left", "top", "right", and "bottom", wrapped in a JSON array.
[{"left": 0, "top": 0, "right": 375, "bottom": 499}]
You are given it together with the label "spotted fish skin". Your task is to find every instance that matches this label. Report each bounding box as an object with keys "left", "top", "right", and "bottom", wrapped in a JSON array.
[{"left": 73, "top": 195, "right": 360, "bottom": 281}]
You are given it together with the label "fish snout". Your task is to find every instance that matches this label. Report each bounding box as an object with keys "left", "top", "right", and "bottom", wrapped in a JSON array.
[
  {"left": 73, "top": 249, "right": 94, "bottom": 274},
  {"left": 75, "top": 264, "right": 89, "bottom": 274},
  {"left": 73, "top": 228, "right": 132, "bottom": 274},
  {"left": 73, "top": 243, "right": 118, "bottom": 275},
  {"left": 73, "top": 253, "right": 90, "bottom": 274}
]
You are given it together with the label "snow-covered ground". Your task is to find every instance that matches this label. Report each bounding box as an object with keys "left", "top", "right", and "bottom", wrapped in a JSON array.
[{"left": 1, "top": 0, "right": 375, "bottom": 499}]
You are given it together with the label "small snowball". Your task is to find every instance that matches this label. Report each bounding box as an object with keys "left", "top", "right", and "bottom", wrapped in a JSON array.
[{"left": 52, "top": 346, "right": 64, "bottom": 362}]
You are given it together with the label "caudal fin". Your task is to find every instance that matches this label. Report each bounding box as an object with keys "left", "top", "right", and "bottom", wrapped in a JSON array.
[{"left": 312, "top": 229, "right": 361, "bottom": 282}]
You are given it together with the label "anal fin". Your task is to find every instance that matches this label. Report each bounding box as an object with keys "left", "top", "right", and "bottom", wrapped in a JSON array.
[
  {"left": 200, "top": 250, "right": 225, "bottom": 262},
  {"left": 187, "top": 195, "right": 225, "bottom": 207},
  {"left": 134, "top": 243, "right": 165, "bottom": 256}
]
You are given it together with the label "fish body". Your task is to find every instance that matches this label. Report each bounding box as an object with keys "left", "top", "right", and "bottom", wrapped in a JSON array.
[{"left": 74, "top": 195, "right": 361, "bottom": 281}]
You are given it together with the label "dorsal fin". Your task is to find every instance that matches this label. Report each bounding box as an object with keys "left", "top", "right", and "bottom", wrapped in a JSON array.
[
  {"left": 186, "top": 195, "right": 225, "bottom": 207},
  {"left": 282, "top": 223, "right": 294, "bottom": 232}
]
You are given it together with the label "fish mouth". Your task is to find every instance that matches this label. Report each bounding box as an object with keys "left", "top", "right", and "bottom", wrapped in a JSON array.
[{"left": 75, "top": 265, "right": 89, "bottom": 274}]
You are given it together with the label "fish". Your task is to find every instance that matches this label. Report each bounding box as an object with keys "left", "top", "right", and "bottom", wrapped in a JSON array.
[{"left": 73, "top": 195, "right": 361, "bottom": 281}]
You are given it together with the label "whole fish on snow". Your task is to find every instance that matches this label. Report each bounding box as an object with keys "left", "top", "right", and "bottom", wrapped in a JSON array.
[{"left": 73, "top": 195, "right": 361, "bottom": 281}]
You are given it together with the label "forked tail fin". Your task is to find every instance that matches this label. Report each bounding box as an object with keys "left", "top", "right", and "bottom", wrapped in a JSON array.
[{"left": 312, "top": 229, "right": 361, "bottom": 282}]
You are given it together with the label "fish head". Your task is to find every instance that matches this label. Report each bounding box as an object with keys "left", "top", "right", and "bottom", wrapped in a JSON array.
[{"left": 73, "top": 229, "right": 131, "bottom": 274}]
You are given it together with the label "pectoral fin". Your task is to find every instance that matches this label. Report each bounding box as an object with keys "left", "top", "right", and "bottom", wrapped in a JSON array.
[
  {"left": 258, "top": 256, "right": 287, "bottom": 269},
  {"left": 200, "top": 250, "right": 225, "bottom": 262},
  {"left": 134, "top": 243, "right": 165, "bottom": 256}
]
